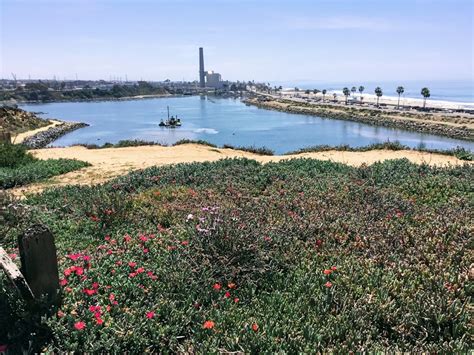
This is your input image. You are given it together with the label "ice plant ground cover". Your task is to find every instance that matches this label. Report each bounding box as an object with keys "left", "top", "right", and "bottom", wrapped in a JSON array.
[{"left": 0, "top": 158, "right": 472, "bottom": 352}]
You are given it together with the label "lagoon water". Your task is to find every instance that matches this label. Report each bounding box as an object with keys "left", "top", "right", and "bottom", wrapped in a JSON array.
[{"left": 21, "top": 96, "right": 473, "bottom": 154}]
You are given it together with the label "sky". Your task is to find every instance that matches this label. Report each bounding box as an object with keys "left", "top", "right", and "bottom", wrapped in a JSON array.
[{"left": 0, "top": 0, "right": 473, "bottom": 83}]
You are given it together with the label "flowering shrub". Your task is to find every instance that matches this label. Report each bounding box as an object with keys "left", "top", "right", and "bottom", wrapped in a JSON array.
[{"left": 0, "top": 158, "right": 472, "bottom": 352}]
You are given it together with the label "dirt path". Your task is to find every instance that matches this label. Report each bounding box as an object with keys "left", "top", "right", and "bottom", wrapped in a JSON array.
[
  {"left": 10, "top": 144, "right": 469, "bottom": 197},
  {"left": 12, "top": 120, "right": 62, "bottom": 143}
]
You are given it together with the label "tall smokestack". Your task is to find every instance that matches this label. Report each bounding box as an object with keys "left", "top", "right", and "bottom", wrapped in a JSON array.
[{"left": 199, "top": 47, "right": 205, "bottom": 88}]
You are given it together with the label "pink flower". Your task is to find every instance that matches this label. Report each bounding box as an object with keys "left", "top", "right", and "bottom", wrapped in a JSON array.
[
  {"left": 234, "top": 297, "right": 240, "bottom": 303},
  {"left": 105, "top": 235, "right": 111, "bottom": 241},
  {"left": 143, "top": 248, "right": 149, "bottom": 253},
  {"left": 95, "top": 317, "right": 104, "bottom": 325},
  {"left": 323, "top": 269, "right": 332, "bottom": 275},
  {"left": 213, "top": 283, "right": 222, "bottom": 291},
  {"left": 331, "top": 266, "right": 337, "bottom": 271},
  {"left": 109, "top": 293, "right": 115, "bottom": 302},
  {"left": 146, "top": 311, "right": 155, "bottom": 319},
  {"left": 92, "top": 282, "right": 99, "bottom": 289},
  {"left": 324, "top": 281, "right": 333, "bottom": 288},
  {"left": 82, "top": 255, "right": 91, "bottom": 262},
  {"left": 59, "top": 278, "right": 68, "bottom": 286},
  {"left": 74, "top": 321, "right": 86, "bottom": 330},
  {"left": 75, "top": 267, "right": 84, "bottom": 276},
  {"left": 224, "top": 291, "right": 231, "bottom": 298},
  {"left": 124, "top": 235, "right": 132, "bottom": 243},
  {"left": 128, "top": 262, "right": 137, "bottom": 268},
  {"left": 8, "top": 253, "right": 17, "bottom": 260},
  {"left": 136, "top": 267, "right": 145, "bottom": 274},
  {"left": 181, "top": 240, "right": 189, "bottom": 246},
  {"left": 139, "top": 235, "right": 148, "bottom": 242}
]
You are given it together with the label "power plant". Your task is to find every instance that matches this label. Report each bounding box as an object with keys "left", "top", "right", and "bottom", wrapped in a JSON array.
[
  {"left": 198, "top": 47, "right": 223, "bottom": 88},
  {"left": 199, "top": 47, "right": 205, "bottom": 88}
]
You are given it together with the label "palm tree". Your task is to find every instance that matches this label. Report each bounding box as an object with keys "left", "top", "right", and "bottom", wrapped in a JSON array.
[
  {"left": 322, "top": 89, "right": 327, "bottom": 102},
  {"left": 421, "top": 87, "right": 430, "bottom": 109},
  {"left": 358, "top": 86, "right": 365, "bottom": 104},
  {"left": 351, "top": 86, "right": 357, "bottom": 98},
  {"left": 342, "top": 87, "right": 350, "bottom": 104},
  {"left": 374, "top": 87, "right": 383, "bottom": 107},
  {"left": 396, "top": 86, "right": 404, "bottom": 109}
]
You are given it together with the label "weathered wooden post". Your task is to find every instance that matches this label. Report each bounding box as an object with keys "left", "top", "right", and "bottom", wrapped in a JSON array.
[
  {"left": 0, "top": 130, "right": 11, "bottom": 144},
  {"left": 17, "top": 224, "right": 60, "bottom": 308}
]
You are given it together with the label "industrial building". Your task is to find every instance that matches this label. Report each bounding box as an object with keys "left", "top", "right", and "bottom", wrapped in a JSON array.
[{"left": 198, "top": 47, "right": 223, "bottom": 89}]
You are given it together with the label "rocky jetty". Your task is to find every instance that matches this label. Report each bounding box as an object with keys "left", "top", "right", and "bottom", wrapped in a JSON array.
[
  {"left": 22, "top": 122, "right": 89, "bottom": 149},
  {"left": 244, "top": 98, "right": 474, "bottom": 141}
]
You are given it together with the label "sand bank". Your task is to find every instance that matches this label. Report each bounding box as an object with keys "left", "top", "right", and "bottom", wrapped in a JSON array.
[{"left": 10, "top": 144, "right": 469, "bottom": 197}]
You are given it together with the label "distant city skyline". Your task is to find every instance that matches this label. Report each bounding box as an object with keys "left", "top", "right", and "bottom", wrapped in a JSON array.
[{"left": 1, "top": 0, "right": 472, "bottom": 82}]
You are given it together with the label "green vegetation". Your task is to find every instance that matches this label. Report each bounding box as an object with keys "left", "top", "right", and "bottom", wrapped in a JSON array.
[
  {"left": 0, "top": 142, "right": 89, "bottom": 188},
  {"left": 421, "top": 87, "right": 431, "bottom": 108},
  {"left": 285, "top": 141, "right": 473, "bottom": 160},
  {"left": 1, "top": 158, "right": 472, "bottom": 352},
  {"left": 0, "top": 81, "right": 169, "bottom": 103},
  {"left": 173, "top": 139, "right": 218, "bottom": 148}
]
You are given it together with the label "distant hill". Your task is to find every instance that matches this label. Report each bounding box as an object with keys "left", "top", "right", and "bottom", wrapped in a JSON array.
[{"left": 0, "top": 81, "right": 170, "bottom": 103}]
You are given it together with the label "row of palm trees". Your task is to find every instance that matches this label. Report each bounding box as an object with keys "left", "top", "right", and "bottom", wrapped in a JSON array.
[{"left": 338, "top": 86, "right": 431, "bottom": 109}]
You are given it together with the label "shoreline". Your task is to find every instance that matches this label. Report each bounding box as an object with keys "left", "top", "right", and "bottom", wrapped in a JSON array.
[
  {"left": 10, "top": 143, "right": 471, "bottom": 196},
  {"left": 20, "top": 120, "right": 89, "bottom": 149},
  {"left": 244, "top": 96, "right": 474, "bottom": 141}
]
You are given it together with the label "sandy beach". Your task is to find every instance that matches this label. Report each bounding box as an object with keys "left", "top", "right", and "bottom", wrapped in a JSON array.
[
  {"left": 10, "top": 143, "right": 469, "bottom": 196},
  {"left": 279, "top": 90, "right": 474, "bottom": 110}
]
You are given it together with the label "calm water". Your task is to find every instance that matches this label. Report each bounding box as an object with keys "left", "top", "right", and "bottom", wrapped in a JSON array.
[{"left": 21, "top": 96, "right": 474, "bottom": 154}]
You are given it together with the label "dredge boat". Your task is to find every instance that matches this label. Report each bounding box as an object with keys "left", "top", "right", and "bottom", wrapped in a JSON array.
[{"left": 159, "top": 106, "right": 182, "bottom": 128}]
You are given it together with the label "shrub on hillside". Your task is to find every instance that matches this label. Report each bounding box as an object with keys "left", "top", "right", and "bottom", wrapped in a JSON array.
[{"left": 0, "top": 143, "right": 36, "bottom": 168}]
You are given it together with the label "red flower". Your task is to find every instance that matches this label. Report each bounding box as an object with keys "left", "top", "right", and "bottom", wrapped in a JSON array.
[
  {"left": 146, "top": 311, "right": 155, "bottom": 319},
  {"left": 75, "top": 267, "right": 84, "bottom": 276},
  {"left": 252, "top": 323, "right": 259, "bottom": 332},
  {"left": 92, "top": 282, "right": 99, "bottom": 289},
  {"left": 224, "top": 291, "right": 231, "bottom": 298},
  {"left": 124, "top": 235, "right": 132, "bottom": 243},
  {"left": 181, "top": 240, "right": 189, "bottom": 246},
  {"left": 203, "top": 320, "right": 215, "bottom": 329},
  {"left": 105, "top": 235, "right": 111, "bottom": 241},
  {"left": 143, "top": 248, "right": 149, "bottom": 254},
  {"left": 82, "top": 255, "right": 91, "bottom": 262},
  {"left": 323, "top": 269, "right": 332, "bottom": 275},
  {"left": 90, "top": 215, "right": 100, "bottom": 222},
  {"left": 95, "top": 317, "right": 104, "bottom": 325},
  {"left": 67, "top": 253, "right": 81, "bottom": 261},
  {"left": 212, "top": 283, "right": 222, "bottom": 291},
  {"left": 83, "top": 288, "right": 96, "bottom": 296},
  {"left": 331, "top": 266, "right": 337, "bottom": 271},
  {"left": 74, "top": 321, "right": 86, "bottom": 330},
  {"left": 136, "top": 267, "right": 145, "bottom": 274},
  {"left": 128, "top": 262, "right": 137, "bottom": 268},
  {"left": 234, "top": 297, "right": 240, "bottom": 303},
  {"left": 324, "top": 281, "right": 333, "bottom": 288},
  {"left": 59, "top": 278, "right": 68, "bottom": 286},
  {"left": 129, "top": 272, "right": 137, "bottom": 278}
]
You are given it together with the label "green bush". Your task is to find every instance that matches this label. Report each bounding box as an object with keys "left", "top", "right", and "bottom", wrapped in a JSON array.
[
  {"left": 0, "top": 143, "right": 36, "bottom": 168},
  {"left": 0, "top": 159, "right": 90, "bottom": 189}
]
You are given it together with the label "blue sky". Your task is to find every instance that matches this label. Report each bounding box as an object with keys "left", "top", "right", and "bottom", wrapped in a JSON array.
[{"left": 1, "top": 0, "right": 472, "bottom": 82}]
